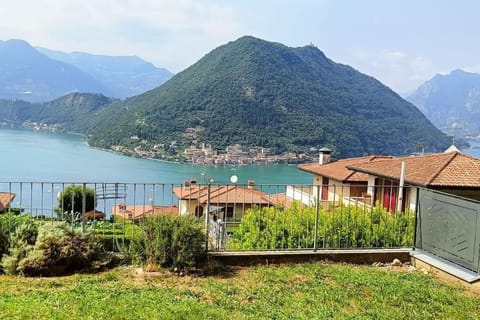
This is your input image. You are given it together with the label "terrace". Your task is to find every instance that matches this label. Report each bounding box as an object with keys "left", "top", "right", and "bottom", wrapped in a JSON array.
[{"left": 0, "top": 180, "right": 479, "bottom": 285}]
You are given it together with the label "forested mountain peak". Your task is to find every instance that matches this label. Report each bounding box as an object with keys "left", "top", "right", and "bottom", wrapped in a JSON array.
[{"left": 66, "top": 36, "right": 450, "bottom": 158}]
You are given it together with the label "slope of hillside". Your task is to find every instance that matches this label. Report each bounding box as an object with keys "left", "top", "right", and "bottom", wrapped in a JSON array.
[
  {"left": 37, "top": 48, "right": 173, "bottom": 98},
  {"left": 86, "top": 36, "right": 449, "bottom": 158},
  {"left": 0, "top": 40, "right": 109, "bottom": 102},
  {"left": 0, "top": 92, "right": 115, "bottom": 133},
  {"left": 407, "top": 69, "right": 480, "bottom": 136}
]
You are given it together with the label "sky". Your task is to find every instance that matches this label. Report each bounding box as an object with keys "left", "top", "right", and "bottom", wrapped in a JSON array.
[{"left": 0, "top": 0, "right": 478, "bottom": 94}]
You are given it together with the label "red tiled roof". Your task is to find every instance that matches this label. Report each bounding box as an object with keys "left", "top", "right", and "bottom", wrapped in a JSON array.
[
  {"left": 269, "top": 193, "right": 294, "bottom": 208},
  {"left": 173, "top": 185, "right": 272, "bottom": 205},
  {"left": 298, "top": 156, "right": 394, "bottom": 183},
  {"left": 347, "top": 151, "right": 480, "bottom": 187},
  {"left": 0, "top": 192, "right": 15, "bottom": 211},
  {"left": 111, "top": 204, "right": 178, "bottom": 219}
]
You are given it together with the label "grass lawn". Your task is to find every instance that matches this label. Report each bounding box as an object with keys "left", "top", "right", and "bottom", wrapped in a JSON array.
[{"left": 0, "top": 263, "right": 479, "bottom": 319}]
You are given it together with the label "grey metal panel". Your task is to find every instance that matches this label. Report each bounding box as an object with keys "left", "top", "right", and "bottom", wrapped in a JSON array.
[{"left": 417, "top": 188, "right": 480, "bottom": 273}]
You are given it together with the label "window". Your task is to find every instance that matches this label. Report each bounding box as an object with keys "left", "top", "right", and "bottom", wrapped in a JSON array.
[
  {"left": 194, "top": 206, "right": 203, "bottom": 218},
  {"left": 225, "top": 206, "right": 234, "bottom": 218}
]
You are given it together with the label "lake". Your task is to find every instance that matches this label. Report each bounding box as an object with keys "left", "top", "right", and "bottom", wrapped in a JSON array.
[
  {"left": 0, "top": 128, "right": 311, "bottom": 184},
  {"left": 2, "top": 128, "right": 479, "bottom": 215}
]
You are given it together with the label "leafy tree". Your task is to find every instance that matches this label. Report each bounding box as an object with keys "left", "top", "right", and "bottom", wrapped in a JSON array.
[{"left": 56, "top": 185, "right": 96, "bottom": 222}]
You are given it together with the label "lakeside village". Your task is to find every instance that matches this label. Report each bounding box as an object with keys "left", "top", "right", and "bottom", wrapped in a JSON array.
[
  {"left": 16, "top": 121, "right": 311, "bottom": 164},
  {"left": 113, "top": 142, "right": 311, "bottom": 165}
]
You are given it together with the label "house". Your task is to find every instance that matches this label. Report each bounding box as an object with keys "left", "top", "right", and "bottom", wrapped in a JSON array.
[
  {"left": 298, "top": 148, "right": 393, "bottom": 206},
  {"left": 347, "top": 150, "right": 480, "bottom": 212},
  {"left": 0, "top": 192, "right": 15, "bottom": 213},
  {"left": 172, "top": 181, "right": 274, "bottom": 220},
  {"left": 111, "top": 203, "right": 178, "bottom": 220}
]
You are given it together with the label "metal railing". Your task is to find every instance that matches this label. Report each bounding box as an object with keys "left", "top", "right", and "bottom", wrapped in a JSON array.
[{"left": 0, "top": 181, "right": 418, "bottom": 252}]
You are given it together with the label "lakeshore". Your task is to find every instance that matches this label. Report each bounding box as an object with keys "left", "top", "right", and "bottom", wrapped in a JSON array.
[
  {"left": 0, "top": 128, "right": 311, "bottom": 184},
  {"left": 16, "top": 121, "right": 313, "bottom": 165}
]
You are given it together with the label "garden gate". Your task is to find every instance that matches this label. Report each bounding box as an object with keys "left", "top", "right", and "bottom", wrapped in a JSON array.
[{"left": 416, "top": 188, "right": 480, "bottom": 273}]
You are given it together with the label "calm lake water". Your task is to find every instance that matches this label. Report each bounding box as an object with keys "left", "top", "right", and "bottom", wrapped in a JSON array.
[
  {"left": 0, "top": 128, "right": 311, "bottom": 184},
  {"left": 2, "top": 128, "right": 479, "bottom": 214}
]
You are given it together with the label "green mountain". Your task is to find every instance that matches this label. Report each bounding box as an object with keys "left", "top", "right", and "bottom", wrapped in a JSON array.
[
  {"left": 0, "top": 92, "right": 115, "bottom": 133},
  {"left": 87, "top": 36, "right": 449, "bottom": 158}
]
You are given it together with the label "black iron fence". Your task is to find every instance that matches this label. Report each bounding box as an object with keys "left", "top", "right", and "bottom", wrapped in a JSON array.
[{"left": 0, "top": 181, "right": 418, "bottom": 252}]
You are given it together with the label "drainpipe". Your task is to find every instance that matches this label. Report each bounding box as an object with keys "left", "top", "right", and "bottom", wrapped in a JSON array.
[
  {"left": 397, "top": 161, "right": 406, "bottom": 212},
  {"left": 205, "top": 182, "right": 211, "bottom": 253}
]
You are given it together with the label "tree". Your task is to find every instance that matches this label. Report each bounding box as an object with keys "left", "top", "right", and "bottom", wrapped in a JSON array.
[{"left": 56, "top": 185, "right": 96, "bottom": 222}]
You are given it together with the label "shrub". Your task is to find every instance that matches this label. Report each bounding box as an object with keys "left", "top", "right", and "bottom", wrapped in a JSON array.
[
  {"left": 229, "top": 203, "right": 415, "bottom": 250},
  {"left": 122, "top": 215, "right": 205, "bottom": 270},
  {"left": 1, "top": 222, "right": 103, "bottom": 276},
  {"left": 0, "top": 225, "right": 8, "bottom": 260},
  {"left": 0, "top": 214, "right": 37, "bottom": 262},
  {"left": 0, "top": 219, "right": 38, "bottom": 274}
]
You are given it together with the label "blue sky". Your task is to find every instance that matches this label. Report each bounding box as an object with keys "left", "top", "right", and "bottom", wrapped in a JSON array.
[{"left": 0, "top": 0, "right": 478, "bottom": 94}]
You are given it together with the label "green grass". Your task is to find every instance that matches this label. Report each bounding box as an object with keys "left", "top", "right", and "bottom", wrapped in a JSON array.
[{"left": 0, "top": 263, "right": 478, "bottom": 319}]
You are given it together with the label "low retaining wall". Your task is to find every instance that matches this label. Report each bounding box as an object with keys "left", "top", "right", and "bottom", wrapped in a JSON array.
[{"left": 209, "top": 248, "right": 412, "bottom": 266}]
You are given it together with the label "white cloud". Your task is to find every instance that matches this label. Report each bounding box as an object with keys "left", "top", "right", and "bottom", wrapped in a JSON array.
[
  {"left": 344, "top": 49, "right": 437, "bottom": 95},
  {"left": 0, "top": 0, "right": 244, "bottom": 72},
  {"left": 462, "top": 65, "right": 480, "bottom": 74}
]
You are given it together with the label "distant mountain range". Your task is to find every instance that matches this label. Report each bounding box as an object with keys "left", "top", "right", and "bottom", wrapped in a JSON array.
[
  {"left": 0, "top": 39, "right": 173, "bottom": 102},
  {"left": 37, "top": 48, "right": 173, "bottom": 99},
  {"left": 0, "top": 36, "right": 450, "bottom": 160},
  {"left": 407, "top": 69, "right": 480, "bottom": 137}
]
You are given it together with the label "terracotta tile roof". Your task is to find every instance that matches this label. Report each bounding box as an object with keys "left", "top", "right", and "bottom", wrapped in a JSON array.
[
  {"left": 0, "top": 192, "right": 15, "bottom": 211},
  {"left": 111, "top": 204, "right": 178, "bottom": 220},
  {"left": 298, "top": 156, "right": 394, "bottom": 183},
  {"left": 173, "top": 185, "right": 272, "bottom": 205},
  {"left": 269, "top": 193, "right": 294, "bottom": 208},
  {"left": 85, "top": 210, "right": 105, "bottom": 221},
  {"left": 347, "top": 151, "right": 480, "bottom": 188}
]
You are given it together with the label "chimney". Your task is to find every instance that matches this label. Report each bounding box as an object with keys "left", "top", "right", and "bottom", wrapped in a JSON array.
[
  {"left": 247, "top": 180, "right": 255, "bottom": 189},
  {"left": 319, "top": 147, "right": 331, "bottom": 165}
]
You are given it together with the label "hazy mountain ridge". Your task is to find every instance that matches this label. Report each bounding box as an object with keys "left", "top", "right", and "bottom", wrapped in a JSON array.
[
  {"left": 0, "top": 39, "right": 173, "bottom": 102},
  {"left": 37, "top": 48, "right": 173, "bottom": 99},
  {"left": 407, "top": 69, "right": 480, "bottom": 136},
  {"left": 0, "top": 39, "right": 109, "bottom": 102}
]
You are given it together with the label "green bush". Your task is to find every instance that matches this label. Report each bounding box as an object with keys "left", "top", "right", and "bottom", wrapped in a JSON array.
[
  {"left": 122, "top": 215, "right": 205, "bottom": 270},
  {"left": 1, "top": 222, "right": 103, "bottom": 276},
  {"left": 0, "top": 219, "right": 38, "bottom": 274},
  {"left": 0, "top": 214, "right": 37, "bottom": 261},
  {"left": 228, "top": 202, "right": 415, "bottom": 250}
]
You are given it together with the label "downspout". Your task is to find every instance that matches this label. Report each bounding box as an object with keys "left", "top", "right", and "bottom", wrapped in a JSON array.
[{"left": 397, "top": 161, "right": 406, "bottom": 212}]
